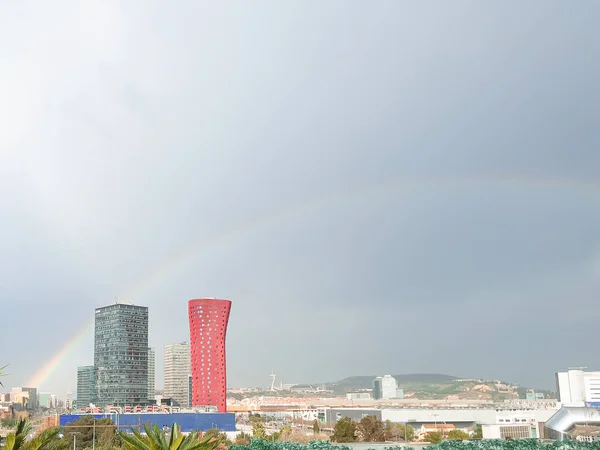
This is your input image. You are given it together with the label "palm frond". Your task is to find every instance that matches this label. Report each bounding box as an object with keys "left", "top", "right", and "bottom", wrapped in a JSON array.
[
  {"left": 146, "top": 424, "right": 168, "bottom": 450},
  {"left": 16, "top": 419, "right": 32, "bottom": 443},
  {"left": 168, "top": 424, "right": 184, "bottom": 450},
  {"left": 182, "top": 433, "right": 222, "bottom": 450},
  {"left": 120, "top": 428, "right": 152, "bottom": 450},
  {"left": 22, "top": 426, "right": 62, "bottom": 450},
  {"left": 0, "top": 364, "right": 8, "bottom": 386},
  {"left": 4, "top": 419, "right": 31, "bottom": 450}
]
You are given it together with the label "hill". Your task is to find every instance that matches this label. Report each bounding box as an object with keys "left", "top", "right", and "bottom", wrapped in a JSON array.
[
  {"left": 325, "top": 374, "right": 555, "bottom": 400},
  {"left": 328, "top": 373, "right": 459, "bottom": 394}
]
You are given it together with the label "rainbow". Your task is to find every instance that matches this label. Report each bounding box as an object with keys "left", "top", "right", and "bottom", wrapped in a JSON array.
[
  {"left": 26, "top": 315, "right": 95, "bottom": 388},
  {"left": 26, "top": 175, "right": 600, "bottom": 389}
]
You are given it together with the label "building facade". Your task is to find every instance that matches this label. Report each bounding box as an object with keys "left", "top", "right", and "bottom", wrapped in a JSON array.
[
  {"left": 10, "top": 387, "right": 36, "bottom": 410},
  {"left": 164, "top": 342, "right": 191, "bottom": 407},
  {"left": 188, "top": 298, "right": 231, "bottom": 412},
  {"left": 381, "top": 375, "right": 398, "bottom": 399},
  {"left": 76, "top": 365, "right": 95, "bottom": 408},
  {"left": 39, "top": 392, "right": 52, "bottom": 409},
  {"left": 556, "top": 369, "right": 600, "bottom": 406},
  {"left": 148, "top": 348, "right": 155, "bottom": 401},
  {"left": 373, "top": 377, "right": 382, "bottom": 400},
  {"left": 94, "top": 303, "right": 149, "bottom": 406}
]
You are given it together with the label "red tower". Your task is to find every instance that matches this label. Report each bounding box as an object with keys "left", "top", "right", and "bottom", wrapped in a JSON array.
[{"left": 188, "top": 298, "right": 231, "bottom": 412}]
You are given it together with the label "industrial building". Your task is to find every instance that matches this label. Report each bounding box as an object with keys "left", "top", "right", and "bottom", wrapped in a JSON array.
[
  {"left": 315, "top": 402, "right": 557, "bottom": 439},
  {"left": 188, "top": 299, "right": 231, "bottom": 413},
  {"left": 164, "top": 342, "right": 191, "bottom": 407},
  {"left": 94, "top": 303, "right": 149, "bottom": 406},
  {"left": 542, "top": 368, "right": 600, "bottom": 440}
]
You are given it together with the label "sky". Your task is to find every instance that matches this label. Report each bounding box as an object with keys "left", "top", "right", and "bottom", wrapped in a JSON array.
[{"left": 1, "top": 0, "right": 599, "bottom": 397}]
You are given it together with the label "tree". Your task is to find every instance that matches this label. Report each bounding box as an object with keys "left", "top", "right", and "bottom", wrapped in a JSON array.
[
  {"left": 269, "top": 431, "right": 281, "bottom": 442},
  {"left": 233, "top": 432, "right": 250, "bottom": 446},
  {"left": 120, "top": 423, "right": 222, "bottom": 450},
  {"left": 312, "top": 420, "right": 320, "bottom": 435},
  {"left": 62, "top": 415, "right": 117, "bottom": 450},
  {"left": 202, "top": 429, "right": 230, "bottom": 444},
  {"left": 356, "top": 416, "right": 385, "bottom": 442},
  {"left": 278, "top": 425, "right": 292, "bottom": 441},
  {"left": 4, "top": 419, "right": 65, "bottom": 450},
  {"left": 201, "top": 429, "right": 230, "bottom": 450},
  {"left": 447, "top": 429, "right": 471, "bottom": 440},
  {"left": 248, "top": 414, "right": 265, "bottom": 424},
  {"left": 472, "top": 425, "right": 483, "bottom": 439},
  {"left": 1, "top": 418, "right": 18, "bottom": 428},
  {"left": 251, "top": 423, "right": 266, "bottom": 439},
  {"left": 331, "top": 418, "right": 356, "bottom": 443},
  {"left": 384, "top": 421, "right": 415, "bottom": 442},
  {"left": 424, "top": 431, "right": 443, "bottom": 444},
  {"left": 404, "top": 425, "right": 416, "bottom": 442}
]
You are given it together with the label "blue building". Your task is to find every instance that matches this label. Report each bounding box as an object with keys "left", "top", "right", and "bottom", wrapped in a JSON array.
[{"left": 59, "top": 412, "right": 236, "bottom": 432}]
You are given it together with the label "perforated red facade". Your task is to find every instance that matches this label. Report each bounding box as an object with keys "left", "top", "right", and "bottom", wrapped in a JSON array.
[{"left": 188, "top": 298, "right": 231, "bottom": 412}]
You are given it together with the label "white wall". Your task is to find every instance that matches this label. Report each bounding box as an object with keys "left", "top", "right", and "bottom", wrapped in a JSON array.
[
  {"left": 382, "top": 408, "right": 497, "bottom": 424},
  {"left": 556, "top": 370, "right": 600, "bottom": 406},
  {"left": 382, "top": 406, "right": 558, "bottom": 429},
  {"left": 482, "top": 424, "right": 501, "bottom": 439}
]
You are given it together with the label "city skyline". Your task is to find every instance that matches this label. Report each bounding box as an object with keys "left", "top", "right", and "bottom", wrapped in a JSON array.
[
  {"left": 2, "top": 299, "right": 596, "bottom": 396},
  {"left": 1, "top": 1, "right": 599, "bottom": 397}
]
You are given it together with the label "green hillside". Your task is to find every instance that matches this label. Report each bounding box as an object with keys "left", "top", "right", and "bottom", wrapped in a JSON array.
[
  {"left": 328, "top": 374, "right": 459, "bottom": 394},
  {"left": 326, "top": 374, "right": 554, "bottom": 400}
]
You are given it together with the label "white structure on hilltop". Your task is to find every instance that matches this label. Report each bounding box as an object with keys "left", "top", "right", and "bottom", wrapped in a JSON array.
[
  {"left": 555, "top": 367, "right": 600, "bottom": 406},
  {"left": 373, "top": 375, "right": 404, "bottom": 400},
  {"left": 148, "top": 347, "right": 156, "bottom": 401},
  {"left": 164, "top": 342, "right": 191, "bottom": 407},
  {"left": 381, "top": 375, "right": 398, "bottom": 399}
]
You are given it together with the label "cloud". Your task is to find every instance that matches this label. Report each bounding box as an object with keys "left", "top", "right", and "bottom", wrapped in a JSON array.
[{"left": 1, "top": 0, "right": 599, "bottom": 396}]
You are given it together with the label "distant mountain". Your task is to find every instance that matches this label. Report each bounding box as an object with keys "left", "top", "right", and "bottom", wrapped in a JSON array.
[{"left": 328, "top": 373, "right": 459, "bottom": 394}]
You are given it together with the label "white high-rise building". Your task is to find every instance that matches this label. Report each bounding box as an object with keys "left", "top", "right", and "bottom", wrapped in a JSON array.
[
  {"left": 556, "top": 368, "right": 600, "bottom": 406},
  {"left": 148, "top": 348, "right": 156, "bottom": 401},
  {"left": 381, "top": 375, "right": 399, "bottom": 400},
  {"left": 164, "top": 342, "right": 191, "bottom": 407}
]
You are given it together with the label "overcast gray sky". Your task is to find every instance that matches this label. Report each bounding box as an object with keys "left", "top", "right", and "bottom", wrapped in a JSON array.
[{"left": 1, "top": 0, "right": 599, "bottom": 397}]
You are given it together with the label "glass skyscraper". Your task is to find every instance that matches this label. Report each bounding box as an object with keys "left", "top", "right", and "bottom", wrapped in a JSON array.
[
  {"left": 76, "top": 365, "right": 95, "bottom": 408},
  {"left": 94, "top": 303, "right": 149, "bottom": 406}
]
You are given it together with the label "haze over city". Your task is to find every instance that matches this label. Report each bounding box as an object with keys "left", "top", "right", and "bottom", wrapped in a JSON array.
[{"left": 1, "top": 0, "right": 599, "bottom": 399}]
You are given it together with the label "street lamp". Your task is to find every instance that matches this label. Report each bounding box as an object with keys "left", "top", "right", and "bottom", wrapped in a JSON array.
[
  {"left": 432, "top": 414, "right": 439, "bottom": 433},
  {"left": 71, "top": 432, "right": 81, "bottom": 450}
]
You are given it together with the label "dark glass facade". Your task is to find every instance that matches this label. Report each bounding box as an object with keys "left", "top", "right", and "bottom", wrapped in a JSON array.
[
  {"left": 188, "top": 298, "right": 231, "bottom": 412},
  {"left": 372, "top": 377, "right": 382, "bottom": 400},
  {"left": 94, "top": 303, "right": 148, "bottom": 406},
  {"left": 76, "top": 365, "right": 95, "bottom": 408}
]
